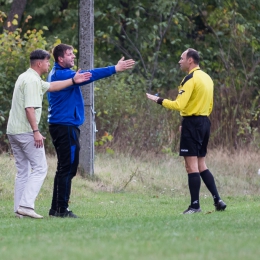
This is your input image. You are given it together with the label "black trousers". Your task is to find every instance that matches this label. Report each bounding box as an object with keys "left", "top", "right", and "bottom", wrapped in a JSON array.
[{"left": 49, "top": 124, "right": 80, "bottom": 213}]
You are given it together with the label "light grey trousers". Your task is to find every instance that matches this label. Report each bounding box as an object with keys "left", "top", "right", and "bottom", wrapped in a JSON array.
[{"left": 8, "top": 133, "right": 48, "bottom": 213}]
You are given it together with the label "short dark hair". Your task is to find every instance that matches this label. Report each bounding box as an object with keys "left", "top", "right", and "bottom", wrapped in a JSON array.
[
  {"left": 53, "top": 43, "right": 73, "bottom": 62},
  {"left": 30, "top": 49, "right": 50, "bottom": 60},
  {"left": 186, "top": 48, "right": 200, "bottom": 64}
]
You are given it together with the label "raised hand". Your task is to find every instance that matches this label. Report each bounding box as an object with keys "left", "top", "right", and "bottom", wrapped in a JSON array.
[
  {"left": 115, "top": 57, "right": 135, "bottom": 72},
  {"left": 73, "top": 69, "right": 92, "bottom": 83}
]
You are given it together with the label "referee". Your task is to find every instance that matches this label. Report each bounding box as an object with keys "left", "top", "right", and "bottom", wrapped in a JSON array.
[{"left": 146, "top": 48, "right": 226, "bottom": 214}]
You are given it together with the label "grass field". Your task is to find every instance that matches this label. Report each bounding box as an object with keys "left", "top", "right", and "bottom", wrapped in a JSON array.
[{"left": 1, "top": 150, "right": 260, "bottom": 260}]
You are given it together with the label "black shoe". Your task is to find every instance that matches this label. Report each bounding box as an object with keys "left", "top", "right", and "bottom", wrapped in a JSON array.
[
  {"left": 55, "top": 209, "right": 78, "bottom": 218},
  {"left": 49, "top": 209, "right": 56, "bottom": 217},
  {"left": 214, "top": 200, "right": 227, "bottom": 211},
  {"left": 183, "top": 206, "right": 202, "bottom": 214}
]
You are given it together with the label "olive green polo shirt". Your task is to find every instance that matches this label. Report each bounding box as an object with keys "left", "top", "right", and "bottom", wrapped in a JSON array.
[{"left": 7, "top": 68, "right": 50, "bottom": 135}]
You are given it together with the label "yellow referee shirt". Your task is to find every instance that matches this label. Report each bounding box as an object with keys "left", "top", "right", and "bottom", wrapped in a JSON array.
[{"left": 162, "top": 67, "right": 213, "bottom": 116}]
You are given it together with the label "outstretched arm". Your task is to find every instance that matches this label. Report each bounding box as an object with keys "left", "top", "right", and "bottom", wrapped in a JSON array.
[
  {"left": 72, "top": 57, "right": 135, "bottom": 85},
  {"left": 48, "top": 69, "right": 92, "bottom": 92},
  {"left": 115, "top": 57, "right": 135, "bottom": 72},
  {"left": 146, "top": 93, "right": 160, "bottom": 103}
]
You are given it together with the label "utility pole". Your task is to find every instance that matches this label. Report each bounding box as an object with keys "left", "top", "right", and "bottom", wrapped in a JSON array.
[{"left": 78, "top": 0, "right": 95, "bottom": 175}]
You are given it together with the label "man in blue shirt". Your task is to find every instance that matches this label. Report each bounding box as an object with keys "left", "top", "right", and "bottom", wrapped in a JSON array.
[{"left": 47, "top": 43, "right": 135, "bottom": 218}]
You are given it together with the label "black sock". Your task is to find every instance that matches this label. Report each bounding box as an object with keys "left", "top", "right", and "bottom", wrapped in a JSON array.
[
  {"left": 200, "top": 169, "right": 220, "bottom": 204},
  {"left": 188, "top": 172, "right": 201, "bottom": 209}
]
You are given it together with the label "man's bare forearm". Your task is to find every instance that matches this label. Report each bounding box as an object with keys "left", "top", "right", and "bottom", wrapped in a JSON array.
[{"left": 25, "top": 107, "right": 38, "bottom": 131}]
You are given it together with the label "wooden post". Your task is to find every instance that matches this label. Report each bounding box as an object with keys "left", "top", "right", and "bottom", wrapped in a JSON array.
[{"left": 78, "top": 0, "right": 95, "bottom": 175}]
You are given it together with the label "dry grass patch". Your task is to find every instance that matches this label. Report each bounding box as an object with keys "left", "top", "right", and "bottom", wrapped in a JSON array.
[
  {"left": 1, "top": 148, "right": 260, "bottom": 201},
  {"left": 79, "top": 148, "right": 260, "bottom": 197}
]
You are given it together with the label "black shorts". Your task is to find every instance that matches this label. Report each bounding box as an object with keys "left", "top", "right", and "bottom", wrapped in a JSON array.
[{"left": 179, "top": 116, "right": 211, "bottom": 157}]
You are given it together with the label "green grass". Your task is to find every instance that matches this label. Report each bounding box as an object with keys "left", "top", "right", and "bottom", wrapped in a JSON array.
[
  {"left": 1, "top": 194, "right": 260, "bottom": 260},
  {"left": 1, "top": 151, "right": 260, "bottom": 260}
]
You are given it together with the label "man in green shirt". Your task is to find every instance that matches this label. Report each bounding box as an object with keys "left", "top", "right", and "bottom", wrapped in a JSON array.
[{"left": 7, "top": 49, "right": 91, "bottom": 219}]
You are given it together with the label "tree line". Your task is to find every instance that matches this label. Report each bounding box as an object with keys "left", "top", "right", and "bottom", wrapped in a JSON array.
[{"left": 0, "top": 0, "right": 260, "bottom": 154}]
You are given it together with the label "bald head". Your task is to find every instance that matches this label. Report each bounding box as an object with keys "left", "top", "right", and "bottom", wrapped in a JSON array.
[
  {"left": 186, "top": 48, "right": 200, "bottom": 65},
  {"left": 179, "top": 48, "right": 200, "bottom": 73}
]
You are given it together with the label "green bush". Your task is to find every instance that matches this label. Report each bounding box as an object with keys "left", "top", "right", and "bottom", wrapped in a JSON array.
[{"left": 94, "top": 71, "right": 181, "bottom": 155}]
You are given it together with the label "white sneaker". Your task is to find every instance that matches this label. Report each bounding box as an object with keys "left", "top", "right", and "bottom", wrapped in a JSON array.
[
  {"left": 17, "top": 206, "right": 43, "bottom": 219},
  {"left": 15, "top": 212, "right": 24, "bottom": 218}
]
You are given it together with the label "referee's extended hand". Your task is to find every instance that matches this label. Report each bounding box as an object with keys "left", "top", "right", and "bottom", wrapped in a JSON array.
[{"left": 146, "top": 93, "right": 159, "bottom": 103}]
